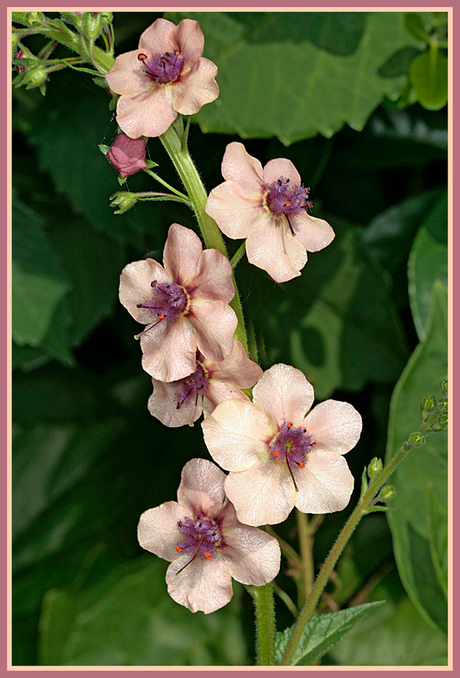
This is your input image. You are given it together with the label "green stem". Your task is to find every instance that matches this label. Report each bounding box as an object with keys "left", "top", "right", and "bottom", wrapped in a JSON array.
[
  {"left": 159, "top": 122, "right": 248, "bottom": 354},
  {"left": 248, "top": 582, "right": 276, "bottom": 666},
  {"left": 230, "top": 242, "right": 246, "bottom": 269},
  {"left": 279, "top": 411, "right": 442, "bottom": 666},
  {"left": 296, "top": 510, "right": 315, "bottom": 609}
]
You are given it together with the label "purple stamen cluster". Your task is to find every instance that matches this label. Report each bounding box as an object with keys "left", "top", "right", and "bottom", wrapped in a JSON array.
[
  {"left": 265, "top": 177, "right": 313, "bottom": 218},
  {"left": 138, "top": 50, "right": 184, "bottom": 84},
  {"left": 137, "top": 280, "right": 188, "bottom": 322},
  {"left": 174, "top": 363, "right": 210, "bottom": 411},
  {"left": 269, "top": 421, "right": 315, "bottom": 469},
  {"left": 176, "top": 513, "right": 223, "bottom": 564}
]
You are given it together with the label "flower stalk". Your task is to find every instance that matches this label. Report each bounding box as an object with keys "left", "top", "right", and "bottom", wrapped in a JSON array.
[{"left": 247, "top": 582, "right": 276, "bottom": 666}]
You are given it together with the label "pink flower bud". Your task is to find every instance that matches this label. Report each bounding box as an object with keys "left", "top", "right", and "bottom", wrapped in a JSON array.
[{"left": 106, "top": 133, "right": 148, "bottom": 178}]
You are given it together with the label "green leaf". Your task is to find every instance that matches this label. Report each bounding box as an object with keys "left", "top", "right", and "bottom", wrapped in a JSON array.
[
  {"left": 38, "top": 557, "right": 249, "bottom": 666},
  {"left": 275, "top": 602, "right": 384, "bottom": 665},
  {"left": 168, "top": 12, "right": 420, "bottom": 144},
  {"left": 327, "top": 596, "right": 447, "bottom": 665},
  {"left": 409, "top": 47, "right": 448, "bottom": 110},
  {"left": 404, "top": 13, "right": 430, "bottom": 43},
  {"left": 12, "top": 198, "right": 71, "bottom": 347},
  {"left": 385, "top": 280, "right": 448, "bottom": 633},
  {"left": 245, "top": 221, "right": 408, "bottom": 399}
]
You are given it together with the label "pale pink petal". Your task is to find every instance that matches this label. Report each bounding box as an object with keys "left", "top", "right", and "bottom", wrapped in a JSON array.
[
  {"left": 162, "top": 223, "right": 202, "bottom": 283},
  {"left": 205, "top": 181, "right": 266, "bottom": 239},
  {"left": 190, "top": 248, "right": 235, "bottom": 302},
  {"left": 290, "top": 212, "right": 335, "bottom": 252},
  {"left": 224, "top": 460, "right": 295, "bottom": 526},
  {"left": 303, "top": 400, "right": 363, "bottom": 455},
  {"left": 189, "top": 301, "right": 237, "bottom": 362},
  {"left": 294, "top": 450, "right": 354, "bottom": 514},
  {"left": 202, "top": 399, "right": 274, "bottom": 472},
  {"left": 138, "top": 502, "right": 189, "bottom": 561},
  {"left": 245, "top": 219, "right": 307, "bottom": 283},
  {"left": 119, "top": 258, "right": 170, "bottom": 324},
  {"left": 116, "top": 86, "right": 177, "bottom": 139},
  {"left": 172, "top": 58, "right": 219, "bottom": 114},
  {"left": 263, "top": 158, "right": 301, "bottom": 186},
  {"left": 106, "top": 49, "right": 152, "bottom": 97},
  {"left": 220, "top": 142, "right": 265, "bottom": 193},
  {"left": 139, "top": 18, "right": 176, "bottom": 55},
  {"left": 210, "top": 340, "right": 263, "bottom": 388},
  {"left": 140, "top": 318, "right": 197, "bottom": 382},
  {"left": 252, "top": 363, "right": 315, "bottom": 427},
  {"left": 204, "top": 381, "right": 248, "bottom": 416},
  {"left": 223, "top": 525, "right": 281, "bottom": 585},
  {"left": 166, "top": 554, "right": 233, "bottom": 614},
  {"left": 148, "top": 379, "right": 204, "bottom": 428},
  {"left": 173, "top": 19, "right": 205, "bottom": 69},
  {"left": 177, "top": 458, "right": 227, "bottom": 515}
]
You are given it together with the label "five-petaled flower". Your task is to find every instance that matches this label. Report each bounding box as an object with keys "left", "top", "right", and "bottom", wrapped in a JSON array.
[
  {"left": 148, "top": 340, "right": 263, "bottom": 427},
  {"left": 119, "top": 223, "right": 237, "bottom": 382},
  {"left": 138, "top": 458, "right": 281, "bottom": 614},
  {"left": 106, "top": 18, "right": 219, "bottom": 139},
  {"left": 106, "top": 132, "right": 147, "bottom": 178},
  {"left": 202, "top": 363, "right": 362, "bottom": 526},
  {"left": 205, "top": 142, "right": 335, "bottom": 283}
]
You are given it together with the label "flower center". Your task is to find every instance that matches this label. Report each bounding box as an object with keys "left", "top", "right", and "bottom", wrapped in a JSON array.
[
  {"left": 264, "top": 177, "right": 313, "bottom": 229},
  {"left": 269, "top": 421, "right": 316, "bottom": 490},
  {"left": 138, "top": 50, "right": 184, "bottom": 84},
  {"left": 135, "top": 280, "right": 189, "bottom": 339},
  {"left": 175, "top": 512, "right": 224, "bottom": 572}
]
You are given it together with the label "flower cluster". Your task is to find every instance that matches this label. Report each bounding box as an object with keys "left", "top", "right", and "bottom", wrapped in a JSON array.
[{"left": 113, "top": 18, "right": 361, "bottom": 615}]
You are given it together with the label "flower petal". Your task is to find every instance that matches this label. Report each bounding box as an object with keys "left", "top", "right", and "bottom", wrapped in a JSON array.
[
  {"left": 166, "top": 554, "right": 233, "bottom": 614},
  {"left": 189, "top": 301, "right": 237, "bottom": 363},
  {"left": 172, "top": 58, "right": 219, "bottom": 115},
  {"left": 119, "top": 258, "right": 170, "bottom": 324},
  {"left": 291, "top": 212, "right": 335, "bottom": 252},
  {"left": 252, "top": 363, "right": 315, "bottom": 426},
  {"left": 162, "top": 223, "right": 203, "bottom": 283},
  {"left": 139, "top": 18, "right": 177, "bottom": 55},
  {"left": 263, "top": 157, "right": 301, "bottom": 186},
  {"left": 224, "top": 460, "right": 296, "bottom": 526},
  {"left": 190, "top": 248, "right": 235, "bottom": 302},
  {"left": 177, "top": 458, "right": 227, "bottom": 515},
  {"left": 205, "top": 181, "right": 266, "bottom": 239},
  {"left": 116, "top": 86, "right": 177, "bottom": 139},
  {"left": 106, "top": 49, "right": 152, "bottom": 97},
  {"left": 224, "top": 525, "right": 281, "bottom": 585},
  {"left": 174, "top": 19, "right": 205, "bottom": 69},
  {"left": 140, "top": 317, "right": 197, "bottom": 382},
  {"left": 148, "top": 379, "right": 204, "bottom": 428},
  {"left": 303, "top": 400, "right": 363, "bottom": 455},
  {"left": 210, "top": 340, "right": 263, "bottom": 389},
  {"left": 138, "top": 501, "right": 189, "bottom": 561},
  {"left": 202, "top": 399, "right": 274, "bottom": 472},
  {"left": 294, "top": 450, "right": 354, "bottom": 514},
  {"left": 220, "top": 142, "right": 265, "bottom": 193},
  {"left": 245, "top": 219, "right": 307, "bottom": 283}
]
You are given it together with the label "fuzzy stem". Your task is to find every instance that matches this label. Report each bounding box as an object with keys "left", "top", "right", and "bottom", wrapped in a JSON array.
[
  {"left": 247, "top": 582, "right": 276, "bottom": 666},
  {"left": 159, "top": 122, "right": 248, "bottom": 354}
]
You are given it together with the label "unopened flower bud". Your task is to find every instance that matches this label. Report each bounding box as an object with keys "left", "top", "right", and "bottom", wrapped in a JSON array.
[
  {"left": 110, "top": 192, "right": 137, "bottom": 214},
  {"left": 82, "top": 12, "right": 104, "bottom": 40},
  {"left": 100, "top": 12, "right": 113, "bottom": 24},
  {"left": 422, "top": 395, "right": 437, "bottom": 413},
  {"left": 409, "top": 431, "right": 425, "bottom": 446},
  {"left": 25, "top": 12, "right": 44, "bottom": 27},
  {"left": 379, "top": 485, "right": 397, "bottom": 502},
  {"left": 438, "top": 398, "right": 447, "bottom": 412},
  {"left": 368, "top": 457, "right": 383, "bottom": 479},
  {"left": 106, "top": 133, "right": 147, "bottom": 178},
  {"left": 440, "top": 377, "right": 448, "bottom": 395},
  {"left": 23, "top": 67, "right": 48, "bottom": 90},
  {"left": 430, "top": 421, "right": 443, "bottom": 432},
  {"left": 438, "top": 414, "right": 448, "bottom": 428}
]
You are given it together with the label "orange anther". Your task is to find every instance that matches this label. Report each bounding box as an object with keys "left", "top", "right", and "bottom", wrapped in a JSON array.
[
  {"left": 158, "top": 313, "right": 165, "bottom": 319},
  {"left": 273, "top": 451, "right": 280, "bottom": 457},
  {"left": 299, "top": 462, "right": 305, "bottom": 468},
  {"left": 287, "top": 422, "right": 292, "bottom": 428},
  {"left": 204, "top": 552, "right": 212, "bottom": 559},
  {"left": 285, "top": 200, "right": 291, "bottom": 207},
  {"left": 175, "top": 50, "right": 180, "bottom": 56},
  {"left": 176, "top": 546, "right": 182, "bottom": 552}
]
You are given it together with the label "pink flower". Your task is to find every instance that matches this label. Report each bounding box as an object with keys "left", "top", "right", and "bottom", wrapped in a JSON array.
[
  {"left": 138, "top": 458, "right": 281, "bottom": 614},
  {"left": 202, "top": 363, "right": 362, "bottom": 526},
  {"left": 106, "top": 132, "right": 147, "bottom": 178},
  {"left": 205, "top": 142, "right": 335, "bottom": 283},
  {"left": 148, "top": 340, "right": 263, "bottom": 427},
  {"left": 119, "top": 223, "right": 237, "bottom": 382},
  {"left": 106, "top": 18, "right": 219, "bottom": 139}
]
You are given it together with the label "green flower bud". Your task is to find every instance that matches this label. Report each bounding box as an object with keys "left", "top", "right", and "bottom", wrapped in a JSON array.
[
  {"left": 110, "top": 192, "right": 137, "bottom": 214},
  {"left": 422, "top": 395, "right": 437, "bottom": 413},
  {"left": 23, "top": 67, "right": 48, "bottom": 90},
  {"left": 12, "top": 33, "right": 19, "bottom": 52},
  {"left": 438, "top": 414, "right": 448, "bottom": 428},
  {"left": 82, "top": 12, "right": 104, "bottom": 40},
  {"left": 440, "top": 377, "right": 448, "bottom": 395},
  {"left": 368, "top": 457, "right": 383, "bottom": 479},
  {"left": 379, "top": 485, "right": 397, "bottom": 502},
  {"left": 25, "top": 12, "right": 44, "bottom": 27},
  {"left": 409, "top": 431, "right": 425, "bottom": 446},
  {"left": 100, "top": 12, "right": 113, "bottom": 24},
  {"left": 438, "top": 398, "right": 448, "bottom": 412},
  {"left": 430, "top": 421, "right": 443, "bottom": 432}
]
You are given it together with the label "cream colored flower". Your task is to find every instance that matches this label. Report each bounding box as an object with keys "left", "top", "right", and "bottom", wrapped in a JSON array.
[{"left": 202, "top": 363, "right": 362, "bottom": 526}]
